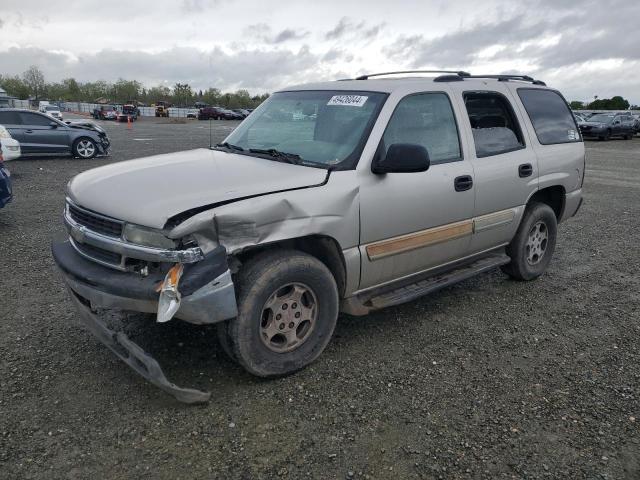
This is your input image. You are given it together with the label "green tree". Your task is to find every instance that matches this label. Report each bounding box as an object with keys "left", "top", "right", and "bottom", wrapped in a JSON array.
[
  {"left": 202, "top": 87, "right": 221, "bottom": 106},
  {"left": 0, "top": 75, "right": 30, "bottom": 99},
  {"left": 569, "top": 101, "right": 584, "bottom": 110},
  {"left": 22, "top": 65, "right": 46, "bottom": 100},
  {"left": 172, "top": 83, "right": 193, "bottom": 106},
  {"left": 147, "top": 85, "right": 172, "bottom": 105}
]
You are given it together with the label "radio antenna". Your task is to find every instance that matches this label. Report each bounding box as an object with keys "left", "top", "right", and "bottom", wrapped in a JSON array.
[{"left": 209, "top": 116, "right": 212, "bottom": 149}]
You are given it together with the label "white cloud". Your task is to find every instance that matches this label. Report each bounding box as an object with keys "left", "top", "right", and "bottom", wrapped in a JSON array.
[{"left": 0, "top": 0, "right": 638, "bottom": 102}]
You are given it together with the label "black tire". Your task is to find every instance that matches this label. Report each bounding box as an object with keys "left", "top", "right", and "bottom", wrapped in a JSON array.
[
  {"left": 501, "top": 202, "right": 557, "bottom": 281},
  {"left": 600, "top": 129, "right": 611, "bottom": 141},
  {"left": 216, "top": 321, "right": 238, "bottom": 362},
  {"left": 72, "top": 137, "right": 98, "bottom": 159},
  {"left": 224, "top": 250, "right": 339, "bottom": 377}
]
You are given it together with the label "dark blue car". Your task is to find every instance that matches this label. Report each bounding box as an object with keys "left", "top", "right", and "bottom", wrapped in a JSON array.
[{"left": 0, "top": 142, "right": 13, "bottom": 208}]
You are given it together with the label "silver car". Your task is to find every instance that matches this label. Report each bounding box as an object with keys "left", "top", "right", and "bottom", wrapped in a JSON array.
[{"left": 52, "top": 71, "right": 584, "bottom": 402}]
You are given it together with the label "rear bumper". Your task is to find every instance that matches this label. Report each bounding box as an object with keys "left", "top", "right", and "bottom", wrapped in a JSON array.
[{"left": 52, "top": 240, "right": 238, "bottom": 325}]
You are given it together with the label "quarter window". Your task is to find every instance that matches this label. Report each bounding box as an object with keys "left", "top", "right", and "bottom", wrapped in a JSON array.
[
  {"left": 517, "top": 88, "right": 580, "bottom": 145},
  {"left": 464, "top": 92, "right": 525, "bottom": 158},
  {"left": 0, "top": 111, "right": 22, "bottom": 125},
  {"left": 381, "top": 93, "right": 462, "bottom": 164}
]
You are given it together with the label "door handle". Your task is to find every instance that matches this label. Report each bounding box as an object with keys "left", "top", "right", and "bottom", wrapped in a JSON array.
[
  {"left": 24, "top": 129, "right": 34, "bottom": 134},
  {"left": 519, "top": 163, "right": 533, "bottom": 178},
  {"left": 454, "top": 175, "right": 473, "bottom": 192}
]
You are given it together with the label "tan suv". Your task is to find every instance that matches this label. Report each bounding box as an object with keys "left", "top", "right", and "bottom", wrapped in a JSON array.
[{"left": 52, "top": 71, "right": 585, "bottom": 402}]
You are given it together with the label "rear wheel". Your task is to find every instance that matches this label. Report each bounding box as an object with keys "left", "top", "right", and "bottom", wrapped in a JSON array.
[
  {"left": 222, "top": 250, "right": 339, "bottom": 377},
  {"left": 73, "top": 138, "right": 98, "bottom": 159},
  {"left": 501, "top": 203, "right": 557, "bottom": 281}
]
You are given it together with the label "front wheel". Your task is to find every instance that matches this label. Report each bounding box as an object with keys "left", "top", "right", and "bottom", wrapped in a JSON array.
[
  {"left": 223, "top": 250, "right": 339, "bottom": 377},
  {"left": 501, "top": 203, "right": 557, "bottom": 281},
  {"left": 73, "top": 138, "right": 98, "bottom": 159}
]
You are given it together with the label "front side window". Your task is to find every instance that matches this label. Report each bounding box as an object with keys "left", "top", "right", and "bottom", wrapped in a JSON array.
[
  {"left": 20, "top": 112, "right": 56, "bottom": 126},
  {"left": 224, "top": 90, "right": 387, "bottom": 169},
  {"left": 464, "top": 91, "right": 525, "bottom": 158},
  {"left": 517, "top": 88, "right": 581, "bottom": 145},
  {"left": 381, "top": 92, "right": 462, "bottom": 164}
]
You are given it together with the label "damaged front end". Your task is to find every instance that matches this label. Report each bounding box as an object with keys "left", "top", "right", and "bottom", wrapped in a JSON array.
[{"left": 52, "top": 200, "right": 238, "bottom": 403}]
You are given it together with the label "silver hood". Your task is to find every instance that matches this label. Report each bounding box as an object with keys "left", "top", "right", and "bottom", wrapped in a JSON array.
[{"left": 67, "top": 148, "right": 328, "bottom": 229}]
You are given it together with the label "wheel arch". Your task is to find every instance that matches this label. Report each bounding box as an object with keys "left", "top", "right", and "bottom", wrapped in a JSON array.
[
  {"left": 232, "top": 234, "right": 347, "bottom": 297},
  {"left": 527, "top": 185, "right": 566, "bottom": 220}
]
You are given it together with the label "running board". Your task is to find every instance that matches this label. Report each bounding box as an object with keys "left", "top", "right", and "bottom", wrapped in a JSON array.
[{"left": 363, "top": 253, "right": 510, "bottom": 310}]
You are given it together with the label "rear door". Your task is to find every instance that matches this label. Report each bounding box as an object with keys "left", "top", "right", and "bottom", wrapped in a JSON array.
[
  {"left": 0, "top": 111, "right": 25, "bottom": 147},
  {"left": 449, "top": 83, "right": 539, "bottom": 254},
  {"left": 18, "top": 112, "right": 70, "bottom": 154}
]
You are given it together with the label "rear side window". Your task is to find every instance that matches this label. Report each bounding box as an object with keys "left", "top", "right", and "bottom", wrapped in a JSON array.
[
  {"left": 464, "top": 91, "right": 525, "bottom": 158},
  {"left": 517, "top": 89, "right": 580, "bottom": 145},
  {"left": 382, "top": 92, "right": 462, "bottom": 164},
  {"left": 0, "top": 111, "right": 22, "bottom": 125},
  {"left": 20, "top": 112, "right": 56, "bottom": 126}
]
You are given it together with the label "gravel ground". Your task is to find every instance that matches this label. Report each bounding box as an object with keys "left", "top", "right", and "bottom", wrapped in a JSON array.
[{"left": 1, "top": 115, "right": 639, "bottom": 479}]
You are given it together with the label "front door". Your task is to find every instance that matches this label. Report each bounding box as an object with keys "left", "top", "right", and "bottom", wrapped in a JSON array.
[
  {"left": 358, "top": 91, "right": 475, "bottom": 290},
  {"left": 18, "top": 112, "right": 70, "bottom": 154}
]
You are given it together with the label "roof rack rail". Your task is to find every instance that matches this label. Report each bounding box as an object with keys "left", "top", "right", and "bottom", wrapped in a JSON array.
[
  {"left": 467, "top": 74, "right": 546, "bottom": 86},
  {"left": 433, "top": 72, "right": 546, "bottom": 86},
  {"left": 354, "top": 70, "right": 471, "bottom": 80}
]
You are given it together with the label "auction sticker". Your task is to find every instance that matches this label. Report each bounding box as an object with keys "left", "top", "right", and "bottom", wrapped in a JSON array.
[{"left": 327, "top": 95, "right": 368, "bottom": 107}]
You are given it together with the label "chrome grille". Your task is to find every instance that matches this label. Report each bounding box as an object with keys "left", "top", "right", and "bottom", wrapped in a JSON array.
[
  {"left": 73, "top": 240, "right": 122, "bottom": 266},
  {"left": 68, "top": 203, "right": 123, "bottom": 238}
]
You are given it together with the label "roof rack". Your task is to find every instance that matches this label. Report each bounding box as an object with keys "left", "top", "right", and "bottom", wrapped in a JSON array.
[
  {"left": 434, "top": 73, "right": 546, "bottom": 86},
  {"left": 354, "top": 70, "right": 471, "bottom": 80}
]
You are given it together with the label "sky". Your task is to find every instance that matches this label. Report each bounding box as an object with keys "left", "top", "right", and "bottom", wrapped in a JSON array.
[{"left": 0, "top": 0, "right": 639, "bottom": 104}]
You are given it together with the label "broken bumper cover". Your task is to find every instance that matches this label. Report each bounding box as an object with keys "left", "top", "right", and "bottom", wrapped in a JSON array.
[
  {"left": 51, "top": 239, "right": 238, "bottom": 324},
  {"left": 67, "top": 289, "right": 211, "bottom": 404}
]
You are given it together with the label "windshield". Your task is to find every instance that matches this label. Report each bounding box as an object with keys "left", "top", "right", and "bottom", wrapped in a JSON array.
[
  {"left": 223, "top": 90, "right": 387, "bottom": 168},
  {"left": 589, "top": 114, "right": 614, "bottom": 123},
  {"left": 45, "top": 106, "right": 59, "bottom": 111}
]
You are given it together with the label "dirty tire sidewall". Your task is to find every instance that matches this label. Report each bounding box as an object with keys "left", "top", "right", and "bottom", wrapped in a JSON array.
[
  {"left": 216, "top": 321, "right": 238, "bottom": 362},
  {"left": 229, "top": 250, "right": 339, "bottom": 377},
  {"left": 502, "top": 202, "right": 557, "bottom": 281}
]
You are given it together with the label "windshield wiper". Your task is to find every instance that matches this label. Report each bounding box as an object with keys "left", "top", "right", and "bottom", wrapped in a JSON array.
[
  {"left": 214, "top": 142, "right": 244, "bottom": 152},
  {"left": 248, "top": 148, "right": 302, "bottom": 164}
]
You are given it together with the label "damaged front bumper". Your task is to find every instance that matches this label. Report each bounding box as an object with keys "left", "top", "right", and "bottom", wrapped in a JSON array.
[
  {"left": 67, "top": 289, "right": 211, "bottom": 403},
  {"left": 51, "top": 239, "right": 239, "bottom": 403}
]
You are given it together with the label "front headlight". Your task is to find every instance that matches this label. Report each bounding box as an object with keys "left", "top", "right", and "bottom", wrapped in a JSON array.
[{"left": 123, "top": 224, "right": 176, "bottom": 249}]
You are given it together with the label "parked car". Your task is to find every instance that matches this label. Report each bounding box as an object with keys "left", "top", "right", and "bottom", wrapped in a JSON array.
[
  {"left": 52, "top": 72, "right": 584, "bottom": 403},
  {"left": 116, "top": 104, "right": 139, "bottom": 122},
  {"left": 232, "top": 109, "right": 250, "bottom": 118},
  {"left": 0, "top": 125, "right": 21, "bottom": 161},
  {"left": 186, "top": 108, "right": 199, "bottom": 119},
  {"left": 632, "top": 114, "right": 640, "bottom": 135},
  {"left": 42, "top": 105, "right": 64, "bottom": 121},
  {"left": 579, "top": 113, "right": 635, "bottom": 140},
  {"left": 198, "top": 106, "right": 243, "bottom": 120},
  {"left": 92, "top": 105, "right": 118, "bottom": 120},
  {"left": 0, "top": 109, "right": 110, "bottom": 158},
  {"left": 0, "top": 148, "right": 12, "bottom": 209}
]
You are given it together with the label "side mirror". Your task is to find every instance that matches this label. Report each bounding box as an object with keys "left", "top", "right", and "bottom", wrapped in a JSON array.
[
  {"left": 372, "top": 143, "right": 431, "bottom": 174},
  {"left": 49, "top": 122, "right": 58, "bottom": 128}
]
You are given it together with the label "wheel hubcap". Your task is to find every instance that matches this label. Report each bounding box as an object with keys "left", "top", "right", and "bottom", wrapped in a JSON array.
[
  {"left": 77, "top": 140, "right": 95, "bottom": 158},
  {"left": 525, "top": 221, "right": 548, "bottom": 265},
  {"left": 259, "top": 283, "right": 318, "bottom": 353}
]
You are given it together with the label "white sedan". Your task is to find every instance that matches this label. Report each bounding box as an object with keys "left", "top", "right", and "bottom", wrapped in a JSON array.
[
  {"left": 43, "top": 105, "right": 64, "bottom": 121},
  {"left": 0, "top": 125, "right": 21, "bottom": 161}
]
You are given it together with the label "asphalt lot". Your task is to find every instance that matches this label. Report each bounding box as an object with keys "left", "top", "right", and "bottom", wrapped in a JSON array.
[{"left": 1, "top": 114, "right": 639, "bottom": 479}]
